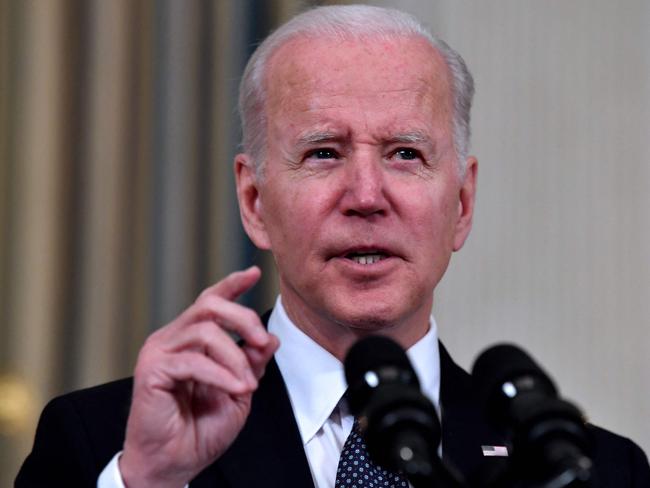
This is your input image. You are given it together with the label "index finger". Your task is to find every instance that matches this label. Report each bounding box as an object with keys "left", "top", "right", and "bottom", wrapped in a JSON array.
[
  {"left": 197, "top": 266, "right": 261, "bottom": 302},
  {"left": 189, "top": 297, "right": 270, "bottom": 348}
]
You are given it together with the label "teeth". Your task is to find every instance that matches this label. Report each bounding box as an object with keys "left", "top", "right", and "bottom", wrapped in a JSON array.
[{"left": 351, "top": 254, "right": 384, "bottom": 265}]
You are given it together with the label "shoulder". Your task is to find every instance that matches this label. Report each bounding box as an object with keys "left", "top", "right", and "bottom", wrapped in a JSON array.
[
  {"left": 40, "top": 377, "right": 133, "bottom": 452},
  {"left": 44, "top": 377, "right": 133, "bottom": 414},
  {"left": 438, "top": 343, "right": 650, "bottom": 486},
  {"left": 589, "top": 424, "right": 650, "bottom": 486},
  {"left": 49, "top": 377, "right": 134, "bottom": 420},
  {"left": 16, "top": 378, "right": 133, "bottom": 487}
]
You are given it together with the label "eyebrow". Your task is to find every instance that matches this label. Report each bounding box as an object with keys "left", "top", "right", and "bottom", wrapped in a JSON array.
[
  {"left": 295, "top": 130, "right": 433, "bottom": 147},
  {"left": 296, "top": 131, "right": 343, "bottom": 146},
  {"left": 386, "top": 131, "right": 431, "bottom": 144}
]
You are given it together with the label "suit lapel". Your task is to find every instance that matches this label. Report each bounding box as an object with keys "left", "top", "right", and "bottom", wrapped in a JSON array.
[
  {"left": 210, "top": 358, "right": 314, "bottom": 487},
  {"left": 191, "top": 311, "right": 314, "bottom": 488},
  {"left": 439, "top": 342, "right": 508, "bottom": 481}
]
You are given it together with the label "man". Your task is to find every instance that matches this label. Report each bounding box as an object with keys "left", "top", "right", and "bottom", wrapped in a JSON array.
[{"left": 16, "top": 5, "right": 650, "bottom": 488}]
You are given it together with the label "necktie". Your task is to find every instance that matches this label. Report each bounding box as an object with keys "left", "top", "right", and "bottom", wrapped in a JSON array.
[{"left": 335, "top": 418, "right": 409, "bottom": 487}]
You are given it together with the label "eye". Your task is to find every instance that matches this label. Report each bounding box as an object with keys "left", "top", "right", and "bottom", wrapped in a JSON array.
[
  {"left": 306, "top": 148, "right": 339, "bottom": 160},
  {"left": 393, "top": 148, "right": 421, "bottom": 161}
]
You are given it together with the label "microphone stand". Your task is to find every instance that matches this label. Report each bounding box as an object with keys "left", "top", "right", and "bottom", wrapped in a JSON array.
[
  {"left": 389, "top": 429, "right": 468, "bottom": 488},
  {"left": 405, "top": 461, "right": 468, "bottom": 488}
]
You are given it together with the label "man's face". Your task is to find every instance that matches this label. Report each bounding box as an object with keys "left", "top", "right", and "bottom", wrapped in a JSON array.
[{"left": 237, "top": 35, "right": 476, "bottom": 353}]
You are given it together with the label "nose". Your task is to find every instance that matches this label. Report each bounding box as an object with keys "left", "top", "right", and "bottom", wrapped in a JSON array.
[{"left": 339, "top": 153, "right": 389, "bottom": 217}]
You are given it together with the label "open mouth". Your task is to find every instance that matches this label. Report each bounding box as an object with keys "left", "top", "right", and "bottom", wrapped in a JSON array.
[{"left": 344, "top": 251, "right": 389, "bottom": 265}]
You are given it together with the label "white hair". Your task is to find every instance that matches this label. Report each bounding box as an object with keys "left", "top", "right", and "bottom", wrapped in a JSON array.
[{"left": 238, "top": 4, "right": 474, "bottom": 176}]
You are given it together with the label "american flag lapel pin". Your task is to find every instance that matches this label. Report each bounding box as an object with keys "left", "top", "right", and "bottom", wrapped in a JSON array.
[{"left": 481, "top": 445, "right": 509, "bottom": 457}]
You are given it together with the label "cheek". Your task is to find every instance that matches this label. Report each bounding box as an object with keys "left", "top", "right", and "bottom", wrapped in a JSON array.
[
  {"left": 285, "top": 175, "right": 338, "bottom": 212},
  {"left": 262, "top": 184, "right": 325, "bottom": 246},
  {"left": 408, "top": 192, "right": 458, "bottom": 245}
]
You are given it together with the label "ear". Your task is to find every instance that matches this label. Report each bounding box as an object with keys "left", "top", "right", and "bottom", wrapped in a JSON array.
[
  {"left": 452, "top": 156, "right": 478, "bottom": 252},
  {"left": 234, "top": 154, "right": 271, "bottom": 250}
]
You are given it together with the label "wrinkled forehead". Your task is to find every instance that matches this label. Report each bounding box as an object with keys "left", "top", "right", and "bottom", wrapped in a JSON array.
[{"left": 263, "top": 34, "right": 454, "bottom": 127}]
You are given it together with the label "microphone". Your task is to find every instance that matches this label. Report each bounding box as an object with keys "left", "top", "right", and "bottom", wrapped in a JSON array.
[
  {"left": 472, "top": 344, "right": 593, "bottom": 487},
  {"left": 344, "top": 335, "right": 464, "bottom": 487}
]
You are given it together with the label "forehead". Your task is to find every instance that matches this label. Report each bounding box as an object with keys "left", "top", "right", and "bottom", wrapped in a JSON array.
[{"left": 263, "top": 35, "right": 453, "bottom": 135}]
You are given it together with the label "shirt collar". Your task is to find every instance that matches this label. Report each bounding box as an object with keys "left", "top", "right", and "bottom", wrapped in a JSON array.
[{"left": 269, "top": 296, "right": 441, "bottom": 445}]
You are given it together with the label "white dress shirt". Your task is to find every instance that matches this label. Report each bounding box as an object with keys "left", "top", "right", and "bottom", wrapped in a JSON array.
[
  {"left": 98, "top": 296, "right": 441, "bottom": 488},
  {"left": 270, "top": 297, "right": 441, "bottom": 488}
]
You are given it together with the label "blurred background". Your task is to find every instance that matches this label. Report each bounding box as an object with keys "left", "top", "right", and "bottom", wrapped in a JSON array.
[{"left": 1, "top": 0, "right": 648, "bottom": 484}]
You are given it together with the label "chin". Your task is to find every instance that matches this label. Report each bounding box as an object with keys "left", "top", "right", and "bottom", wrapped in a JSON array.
[
  {"left": 336, "top": 315, "right": 394, "bottom": 332},
  {"left": 325, "top": 282, "right": 434, "bottom": 335},
  {"left": 327, "top": 299, "right": 406, "bottom": 331}
]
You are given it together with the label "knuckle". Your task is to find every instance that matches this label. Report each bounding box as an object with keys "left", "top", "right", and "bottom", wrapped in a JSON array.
[
  {"left": 133, "top": 352, "right": 155, "bottom": 379},
  {"left": 243, "top": 309, "right": 261, "bottom": 327},
  {"left": 137, "top": 342, "right": 154, "bottom": 363},
  {"left": 196, "top": 321, "right": 218, "bottom": 344},
  {"left": 196, "top": 294, "right": 222, "bottom": 317}
]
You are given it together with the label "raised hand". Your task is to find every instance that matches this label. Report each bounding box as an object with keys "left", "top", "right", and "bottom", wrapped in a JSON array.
[{"left": 119, "top": 266, "right": 279, "bottom": 488}]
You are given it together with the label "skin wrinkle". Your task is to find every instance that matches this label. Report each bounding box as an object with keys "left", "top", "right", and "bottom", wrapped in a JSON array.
[
  {"left": 290, "top": 87, "right": 441, "bottom": 116},
  {"left": 285, "top": 112, "right": 447, "bottom": 162},
  {"left": 268, "top": 37, "right": 453, "bottom": 128},
  {"left": 282, "top": 147, "right": 441, "bottom": 182},
  {"left": 273, "top": 111, "right": 452, "bottom": 181},
  {"left": 286, "top": 127, "right": 445, "bottom": 183}
]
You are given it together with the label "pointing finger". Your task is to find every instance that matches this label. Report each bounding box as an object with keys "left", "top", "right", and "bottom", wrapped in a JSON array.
[{"left": 197, "top": 266, "right": 261, "bottom": 302}]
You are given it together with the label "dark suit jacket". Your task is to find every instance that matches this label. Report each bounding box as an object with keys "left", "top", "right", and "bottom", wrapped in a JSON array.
[{"left": 16, "top": 343, "right": 650, "bottom": 487}]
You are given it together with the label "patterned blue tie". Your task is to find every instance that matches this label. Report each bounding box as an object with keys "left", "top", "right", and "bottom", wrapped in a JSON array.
[{"left": 335, "top": 418, "right": 409, "bottom": 487}]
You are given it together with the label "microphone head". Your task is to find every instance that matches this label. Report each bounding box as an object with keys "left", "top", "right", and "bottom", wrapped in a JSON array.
[
  {"left": 472, "top": 343, "right": 557, "bottom": 423},
  {"left": 472, "top": 343, "right": 593, "bottom": 484},
  {"left": 343, "top": 335, "right": 441, "bottom": 477},
  {"left": 344, "top": 335, "right": 419, "bottom": 417}
]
